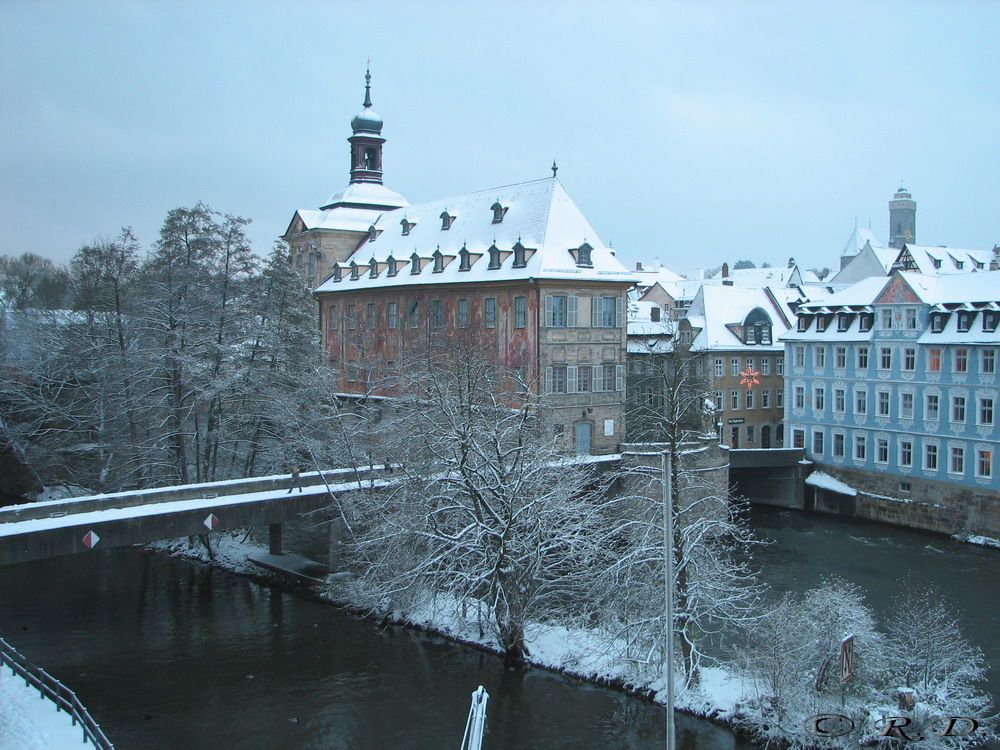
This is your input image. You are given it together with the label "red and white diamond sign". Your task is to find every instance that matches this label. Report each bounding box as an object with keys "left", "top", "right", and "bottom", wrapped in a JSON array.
[
  {"left": 203, "top": 513, "right": 221, "bottom": 531},
  {"left": 82, "top": 530, "right": 101, "bottom": 549}
]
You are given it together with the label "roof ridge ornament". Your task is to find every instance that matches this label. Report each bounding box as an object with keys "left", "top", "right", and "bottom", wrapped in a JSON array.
[{"left": 551, "top": 160, "right": 558, "bottom": 178}]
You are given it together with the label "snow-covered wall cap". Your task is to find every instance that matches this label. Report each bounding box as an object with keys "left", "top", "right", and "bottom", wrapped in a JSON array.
[{"left": 314, "top": 178, "right": 639, "bottom": 292}]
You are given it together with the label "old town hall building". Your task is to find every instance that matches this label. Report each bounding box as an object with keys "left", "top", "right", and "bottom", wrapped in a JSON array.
[{"left": 284, "top": 74, "right": 636, "bottom": 455}]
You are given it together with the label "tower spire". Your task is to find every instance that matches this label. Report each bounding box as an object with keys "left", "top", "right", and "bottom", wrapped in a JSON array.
[{"left": 363, "top": 65, "right": 372, "bottom": 109}]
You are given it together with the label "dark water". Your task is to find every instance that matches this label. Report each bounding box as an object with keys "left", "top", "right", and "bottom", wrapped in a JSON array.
[
  {"left": 0, "top": 549, "right": 747, "bottom": 750},
  {"left": 749, "top": 506, "right": 1000, "bottom": 699},
  {"left": 1, "top": 508, "right": 996, "bottom": 749}
]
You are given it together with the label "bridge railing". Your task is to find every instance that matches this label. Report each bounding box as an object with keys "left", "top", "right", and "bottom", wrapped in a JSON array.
[
  {"left": 0, "top": 637, "right": 115, "bottom": 750},
  {"left": 0, "top": 465, "right": 388, "bottom": 524}
]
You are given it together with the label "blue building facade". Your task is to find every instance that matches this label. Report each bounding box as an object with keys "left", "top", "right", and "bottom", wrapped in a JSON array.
[{"left": 782, "top": 272, "right": 1000, "bottom": 531}]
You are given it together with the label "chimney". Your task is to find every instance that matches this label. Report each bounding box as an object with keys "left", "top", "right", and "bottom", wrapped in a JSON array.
[
  {"left": 991, "top": 246, "right": 1000, "bottom": 272},
  {"left": 650, "top": 306, "right": 661, "bottom": 322},
  {"left": 721, "top": 262, "right": 729, "bottom": 278},
  {"left": 788, "top": 257, "right": 795, "bottom": 268},
  {"left": 636, "top": 262, "right": 644, "bottom": 271}
]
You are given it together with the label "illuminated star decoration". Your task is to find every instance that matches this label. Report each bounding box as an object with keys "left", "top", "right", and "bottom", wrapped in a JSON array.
[{"left": 740, "top": 367, "right": 760, "bottom": 388}]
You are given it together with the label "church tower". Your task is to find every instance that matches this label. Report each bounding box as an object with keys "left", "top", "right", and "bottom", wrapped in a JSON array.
[
  {"left": 284, "top": 70, "right": 407, "bottom": 289},
  {"left": 888, "top": 186, "right": 916, "bottom": 249}
]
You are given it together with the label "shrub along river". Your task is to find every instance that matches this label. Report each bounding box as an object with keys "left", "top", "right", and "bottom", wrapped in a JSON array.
[{"left": 0, "top": 505, "right": 996, "bottom": 749}]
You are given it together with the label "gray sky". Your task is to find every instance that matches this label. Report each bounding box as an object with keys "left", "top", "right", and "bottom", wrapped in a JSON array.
[{"left": 1, "top": 0, "right": 997, "bottom": 277}]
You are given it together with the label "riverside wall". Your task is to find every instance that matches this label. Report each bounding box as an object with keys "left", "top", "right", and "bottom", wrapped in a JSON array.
[{"left": 808, "top": 462, "right": 1000, "bottom": 539}]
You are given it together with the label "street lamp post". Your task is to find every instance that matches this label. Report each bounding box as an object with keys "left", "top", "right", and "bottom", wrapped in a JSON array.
[{"left": 662, "top": 450, "right": 675, "bottom": 750}]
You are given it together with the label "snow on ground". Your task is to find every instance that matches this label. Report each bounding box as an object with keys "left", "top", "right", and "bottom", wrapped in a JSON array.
[{"left": 0, "top": 665, "right": 90, "bottom": 750}]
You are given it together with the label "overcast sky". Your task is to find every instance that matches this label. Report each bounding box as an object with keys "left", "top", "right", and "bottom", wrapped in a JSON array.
[{"left": 1, "top": 0, "right": 997, "bottom": 277}]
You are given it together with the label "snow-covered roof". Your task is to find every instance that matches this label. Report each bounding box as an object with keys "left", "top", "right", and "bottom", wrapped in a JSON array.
[
  {"left": 634, "top": 263, "right": 685, "bottom": 288},
  {"left": 626, "top": 301, "right": 676, "bottom": 340},
  {"left": 313, "top": 178, "right": 637, "bottom": 291},
  {"left": 894, "top": 245, "right": 993, "bottom": 276},
  {"left": 286, "top": 182, "right": 411, "bottom": 239},
  {"left": 842, "top": 227, "right": 881, "bottom": 256},
  {"left": 685, "top": 285, "right": 799, "bottom": 351},
  {"left": 720, "top": 266, "right": 798, "bottom": 287},
  {"left": 322, "top": 181, "right": 409, "bottom": 211}
]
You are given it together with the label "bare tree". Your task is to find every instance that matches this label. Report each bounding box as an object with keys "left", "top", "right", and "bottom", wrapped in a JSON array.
[{"left": 343, "top": 334, "right": 631, "bottom": 661}]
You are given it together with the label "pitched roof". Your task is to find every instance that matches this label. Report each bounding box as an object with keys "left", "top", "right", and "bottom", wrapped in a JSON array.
[
  {"left": 685, "top": 285, "right": 799, "bottom": 351},
  {"left": 842, "top": 226, "right": 882, "bottom": 256},
  {"left": 894, "top": 245, "right": 993, "bottom": 275},
  {"left": 313, "top": 178, "right": 637, "bottom": 292}
]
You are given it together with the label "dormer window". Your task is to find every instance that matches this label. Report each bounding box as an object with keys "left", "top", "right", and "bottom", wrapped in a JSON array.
[
  {"left": 400, "top": 219, "right": 415, "bottom": 236},
  {"left": 575, "top": 242, "right": 593, "bottom": 267},
  {"left": 983, "top": 311, "right": 999, "bottom": 332},
  {"left": 458, "top": 245, "right": 471, "bottom": 271},
  {"left": 387, "top": 255, "right": 398, "bottom": 277},
  {"left": 837, "top": 313, "right": 852, "bottom": 332},
  {"left": 931, "top": 257, "right": 942, "bottom": 270},
  {"left": 512, "top": 241, "right": 527, "bottom": 268},
  {"left": 367, "top": 225, "right": 380, "bottom": 242},
  {"left": 974, "top": 259, "right": 985, "bottom": 270},
  {"left": 369, "top": 258, "right": 378, "bottom": 278},
  {"left": 488, "top": 244, "right": 501, "bottom": 270},
  {"left": 433, "top": 248, "right": 445, "bottom": 273},
  {"left": 931, "top": 314, "right": 946, "bottom": 332},
  {"left": 332, "top": 263, "right": 342, "bottom": 282},
  {"left": 957, "top": 311, "right": 975, "bottom": 332},
  {"left": 955, "top": 260, "right": 965, "bottom": 270},
  {"left": 490, "top": 202, "right": 508, "bottom": 224},
  {"left": 410, "top": 252, "right": 421, "bottom": 275},
  {"left": 744, "top": 307, "right": 773, "bottom": 345},
  {"left": 440, "top": 211, "right": 455, "bottom": 231},
  {"left": 349, "top": 262, "right": 360, "bottom": 280},
  {"left": 797, "top": 316, "right": 810, "bottom": 332},
  {"left": 816, "top": 315, "right": 828, "bottom": 332}
]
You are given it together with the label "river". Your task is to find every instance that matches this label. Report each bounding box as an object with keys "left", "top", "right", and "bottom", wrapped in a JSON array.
[{"left": 0, "top": 508, "right": 996, "bottom": 749}]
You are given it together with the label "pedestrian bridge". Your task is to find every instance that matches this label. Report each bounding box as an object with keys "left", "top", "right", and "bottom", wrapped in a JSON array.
[{"left": 0, "top": 467, "right": 390, "bottom": 566}]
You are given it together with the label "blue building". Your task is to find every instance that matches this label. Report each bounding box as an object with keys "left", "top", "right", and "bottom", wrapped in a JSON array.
[{"left": 781, "top": 270, "right": 1000, "bottom": 537}]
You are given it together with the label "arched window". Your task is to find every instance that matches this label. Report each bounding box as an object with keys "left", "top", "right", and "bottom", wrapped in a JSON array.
[
  {"left": 387, "top": 255, "right": 398, "bottom": 277},
  {"left": 433, "top": 248, "right": 444, "bottom": 273},
  {"left": 575, "top": 243, "right": 593, "bottom": 267},
  {"left": 349, "top": 261, "right": 359, "bottom": 280},
  {"left": 369, "top": 258, "right": 378, "bottom": 278},
  {"left": 488, "top": 244, "right": 501, "bottom": 270},
  {"left": 490, "top": 202, "right": 508, "bottom": 224},
  {"left": 410, "top": 252, "right": 422, "bottom": 275},
  {"left": 458, "top": 245, "right": 471, "bottom": 271},
  {"left": 440, "top": 211, "right": 455, "bottom": 230},
  {"left": 743, "top": 307, "right": 773, "bottom": 345},
  {"left": 332, "top": 263, "right": 342, "bottom": 282}
]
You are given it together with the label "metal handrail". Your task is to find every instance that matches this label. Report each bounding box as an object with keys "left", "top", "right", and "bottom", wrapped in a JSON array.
[{"left": 0, "top": 637, "right": 115, "bottom": 749}]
